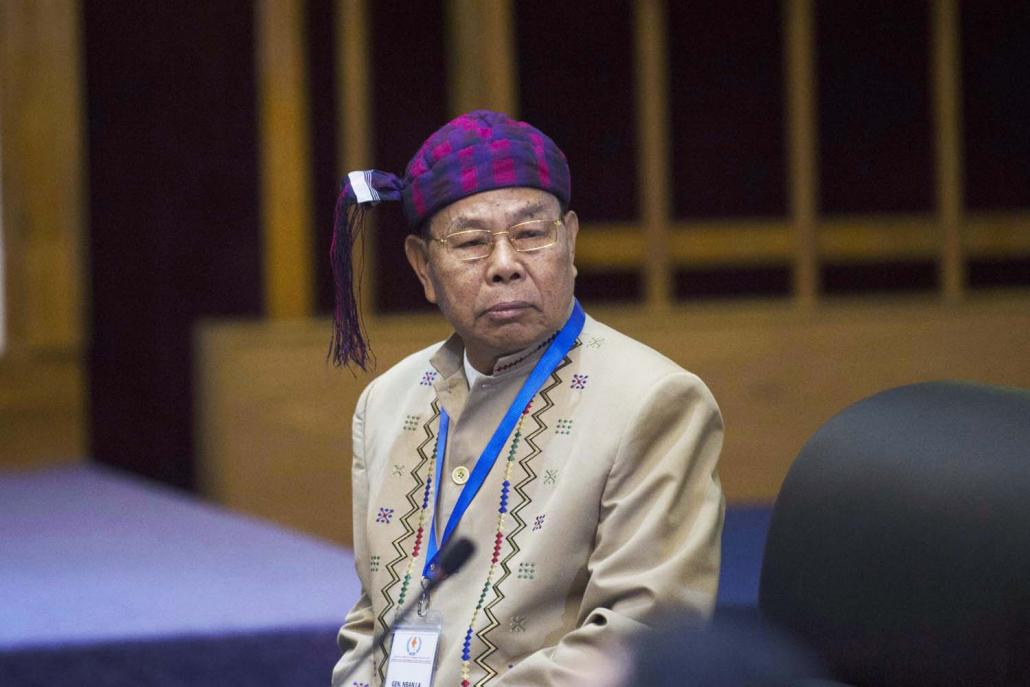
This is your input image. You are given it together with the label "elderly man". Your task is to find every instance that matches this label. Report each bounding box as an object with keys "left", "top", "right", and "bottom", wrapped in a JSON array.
[{"left": 329, "top": 110, "right": 724, "bottom": 687}]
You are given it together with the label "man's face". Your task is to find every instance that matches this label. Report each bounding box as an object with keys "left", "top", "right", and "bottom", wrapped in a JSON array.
[{"left": 405, "top": 187, "right": 579, "bottom": 371}]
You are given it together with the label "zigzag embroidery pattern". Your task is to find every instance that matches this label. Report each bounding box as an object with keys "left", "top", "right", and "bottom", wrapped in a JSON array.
[
  {"left": 473, "top": 342, "right": 579, "bottom": 685},
  {"left": 374, "top": 398, "right": 440, "bottom": 682}
]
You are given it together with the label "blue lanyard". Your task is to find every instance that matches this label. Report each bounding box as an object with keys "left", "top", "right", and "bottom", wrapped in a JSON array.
[{"left": 423, "top": 300, "right": 585, "bottom": 578}]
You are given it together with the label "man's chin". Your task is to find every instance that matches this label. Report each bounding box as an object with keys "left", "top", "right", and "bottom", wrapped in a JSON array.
[{"left": 471, "top": 326, "right": 547, "bottom": 359}]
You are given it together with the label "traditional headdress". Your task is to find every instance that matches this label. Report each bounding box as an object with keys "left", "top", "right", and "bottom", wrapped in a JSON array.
[{"left": 329, "top": 110, "right": 572, "bottom": 369}]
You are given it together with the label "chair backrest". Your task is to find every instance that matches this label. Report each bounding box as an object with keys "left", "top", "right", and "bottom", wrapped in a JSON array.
[
  {"left": 630, "top": 614, "right": 830, "bottom": 687},
  {"left": 759, "top": 381, "right": 1030, "bottom": 686}
]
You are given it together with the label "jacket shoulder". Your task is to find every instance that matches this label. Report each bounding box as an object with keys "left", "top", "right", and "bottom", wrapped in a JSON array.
[
  {"left": 357, "top": 342, "right": 442, "bottom": 409},
  {"left": 581, "top": 316, "right": 697, "bottom": 378}
]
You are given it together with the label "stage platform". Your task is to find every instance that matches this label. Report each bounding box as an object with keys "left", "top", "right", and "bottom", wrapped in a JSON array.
[{"left": 0, "top": 465, "right": 770, "bottom": 685}]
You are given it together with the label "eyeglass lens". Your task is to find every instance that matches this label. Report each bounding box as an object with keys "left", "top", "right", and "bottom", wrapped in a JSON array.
[{"left": 445, "top": 220, "right": 558, "bottom": 260}]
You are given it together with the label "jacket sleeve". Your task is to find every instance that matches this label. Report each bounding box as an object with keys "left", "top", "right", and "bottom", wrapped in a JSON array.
[
  {"left": 331, "top": 384, "right": 376, "bottom": 687},
  {"left": 496, "top": 371, "right": 725, "bottom": 686}
]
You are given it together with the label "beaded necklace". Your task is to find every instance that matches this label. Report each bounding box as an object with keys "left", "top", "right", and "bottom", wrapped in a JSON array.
[
  {"left": 393, "top": 400, "right": 532, "bottom": 687},
  {"left": 459, "top": 403, "right": 529, "bottom": 686},
  {"left": 491, "top": 333, "right": 557, "bottom": 374}
]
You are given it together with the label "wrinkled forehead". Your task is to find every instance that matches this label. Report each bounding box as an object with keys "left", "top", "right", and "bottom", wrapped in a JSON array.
[{"left": 427, "top": 187, "right": 562, "bottom": 235}]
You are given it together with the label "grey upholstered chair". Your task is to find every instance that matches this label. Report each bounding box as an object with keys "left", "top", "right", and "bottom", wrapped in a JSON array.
[{"left": 759, "top": 381, "right": 1030, "bottom": 686}]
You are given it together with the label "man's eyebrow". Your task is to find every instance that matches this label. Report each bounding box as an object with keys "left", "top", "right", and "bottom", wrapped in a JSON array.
[
  {"left": 444, "top": 201, "right": 553, "bottom": 233},
  {"left": 445, "top": 213, "right": 486, "bottom": 231},
  {"left": 449, "top": 202, "right": 547, "bottom": 226},
  {"left": 511, "top": 202, "right": 550, "bottom": 221}
]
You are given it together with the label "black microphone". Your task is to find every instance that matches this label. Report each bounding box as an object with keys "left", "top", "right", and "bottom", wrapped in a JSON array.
[
  {"left": 427, "top": 537, "right": 474, "bottom": 588},
  {"left": 335, "top": 537, "right": 475, "bottom": 684}
]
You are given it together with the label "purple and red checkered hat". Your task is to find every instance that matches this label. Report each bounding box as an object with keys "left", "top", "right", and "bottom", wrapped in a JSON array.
[{"left": 329, "top": 110, "right": 572, "bottom": 369}]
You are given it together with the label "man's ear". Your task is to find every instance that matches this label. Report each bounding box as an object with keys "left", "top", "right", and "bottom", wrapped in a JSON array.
[
  {"left": 563, "top": 210, "right": 579, "bottom": 278},
  {"left": 404, "top": 234, "right": 438, "bottom": 304}
]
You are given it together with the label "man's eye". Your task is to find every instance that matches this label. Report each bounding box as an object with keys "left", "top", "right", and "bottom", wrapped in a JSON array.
[
  {"left": 513, "top": 227, "right": 546, "bottom": 241},
  {"left": 451, "top": 233, "right": 490, "bottom": 249}
]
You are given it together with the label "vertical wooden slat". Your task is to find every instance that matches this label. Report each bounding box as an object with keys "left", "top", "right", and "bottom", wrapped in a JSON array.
[
  {"left": 785, "top": 0, "right": 819, "bottom": 307},
  {"left": 256, "top": 0, "right": 314, "bottom": 319},
  {"left": 0, "top": 108, "right": 7, "bottom": 356},
  {"left": 336, "top": 0, "right": 376, "bottom": 317},
  {"left": 0, "top": 0, "right": 86, "bottom": 464},
  {"left": 481, "top": 0, "right": 517, "bottom": 116},
  {"left": 446, "top": 0, "right": 516, "bottom": 117},
  {"left": 447, "top": 0, "right": 483, "bottom": 117},
  {"left": 0, "top": 0, "right": 86, "bottom": 352},
  {"left": 337, "top": 0, "right": 371, "bottom": 172},
  {"left": 635, "top": 0, "right": 672, "bottom": 312},
  {"left": 932, "top": 0, "right": 965, "bottom": 302}
]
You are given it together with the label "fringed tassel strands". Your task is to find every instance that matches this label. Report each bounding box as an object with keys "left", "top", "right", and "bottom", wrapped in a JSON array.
[
  {"left": 327, "top": 170, "right": 403, "bottom": 370},
  {"left": 328, "top": 199, "right": 371, "bottom": 370}
]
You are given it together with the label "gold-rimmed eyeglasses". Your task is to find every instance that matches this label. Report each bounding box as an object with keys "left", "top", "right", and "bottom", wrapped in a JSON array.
[{"left": 432, "top": 218, "right": 563, "bottom": 261}]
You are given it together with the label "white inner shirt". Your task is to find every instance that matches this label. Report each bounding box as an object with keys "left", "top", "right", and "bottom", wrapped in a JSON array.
[{"left": 463, "top": 350, "right": 485, "bottom": 388}]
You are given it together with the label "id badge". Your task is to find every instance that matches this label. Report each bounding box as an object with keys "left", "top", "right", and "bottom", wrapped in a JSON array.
[{"left": 384, "top": 610, "right": 443, "bottom": 687}]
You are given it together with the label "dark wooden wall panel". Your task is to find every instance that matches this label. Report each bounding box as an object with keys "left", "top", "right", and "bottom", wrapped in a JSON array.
[
  {"left": 677, "top": 266, "right": 792, "bottom": 300},
  {"left": 962, "top": 1, "right": 1030, "bottom": 211},
  {"left": 307, "top": 0, "right": 340, "bottom": 314},
  {"left": 822, "top": 260, "right": 938, "bottom": 296},
  {"left": 817, "top": 1, "right": 933, "bottom": 215},
  {"left": 667, "top": 1, "right": 786, "bottom": 219},
  {"left": 516, "top": 0, "right": 638, "bottom": 223},
  {"left": 968, "top": 257, "right": 1030, "bottom": 289},
  {"left": 370, "top": 0, "right": 448, "bottom": 313},
  {"left": 84, "top": 1, "right": 261, "bottom": 490}
]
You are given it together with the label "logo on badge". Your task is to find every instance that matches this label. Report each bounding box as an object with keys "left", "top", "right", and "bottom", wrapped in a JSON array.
[{"left": 406, "top": 635, "right": 422, "bottom": 656}]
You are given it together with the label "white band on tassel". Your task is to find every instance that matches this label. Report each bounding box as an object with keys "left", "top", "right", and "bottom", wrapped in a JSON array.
[{"left": 348, "top": 170, "right": 379, "bottom": 204}]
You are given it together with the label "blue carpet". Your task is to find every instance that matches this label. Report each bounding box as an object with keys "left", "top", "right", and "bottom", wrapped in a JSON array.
[
  {"left": 717, "top": 504, "right": 773, "bottom": 611},
  {"left": 0, "top": 628, "right": 340, "bottom": 687},
  {"left": 0, "top": 465, "right": 358, "bottom": 651},
  {"left": 0, "top": 465, "right": 773, "bottom": 685}
]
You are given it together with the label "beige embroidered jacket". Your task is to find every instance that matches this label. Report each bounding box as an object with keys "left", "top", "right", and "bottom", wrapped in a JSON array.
[{"left": 332, "top": 312, "right": 724, "bottom": 687}]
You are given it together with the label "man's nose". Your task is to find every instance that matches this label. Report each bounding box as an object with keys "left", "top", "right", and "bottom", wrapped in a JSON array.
[{"left": 486, "top": 234, "right": 524, "bottom": 283}]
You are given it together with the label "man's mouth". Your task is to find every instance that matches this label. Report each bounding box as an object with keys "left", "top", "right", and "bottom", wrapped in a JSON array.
[{"left": 483, "top": 301, "right": 533, "bottom": 320}]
